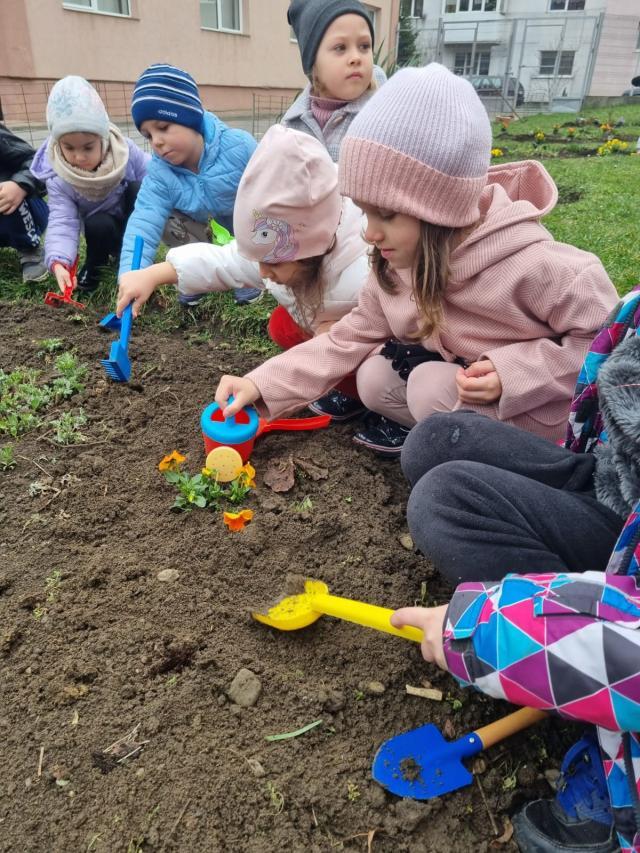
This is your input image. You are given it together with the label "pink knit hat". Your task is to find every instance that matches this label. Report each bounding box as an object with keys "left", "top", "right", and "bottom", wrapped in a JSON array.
[
  {"left": 234, "top": 125, "right": 342, "bottom": 263},
  {"left": 339, "top": 63, "right": 492, "bottom": 228}
]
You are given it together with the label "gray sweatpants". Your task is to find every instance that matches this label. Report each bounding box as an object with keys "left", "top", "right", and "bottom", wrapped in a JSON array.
[{"left": 401, "top": 411, "right": 624, "bottom": 587}]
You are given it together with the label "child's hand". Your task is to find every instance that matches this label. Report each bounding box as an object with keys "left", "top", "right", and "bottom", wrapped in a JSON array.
[
  {"left": 456, "top": 359, "right": 502, "bottom": 404},
  {"left": 52, "top": 263, "right": 73, "bottom": 293},
  {"left": 215, "top": 376, "right": 261, "bottom": 418},
  {"left": 390, "top": 604, "right": 449, "bottom": 670},
  {"left": 116, "top": 262, "right": 178, "bottom": 318},
  {"left": 0, "top": 180, "right": 27, "bottom": 215}
]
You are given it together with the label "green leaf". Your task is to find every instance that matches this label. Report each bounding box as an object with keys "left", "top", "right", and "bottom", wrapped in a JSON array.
[{"left": 265, "top": 719, "right": 323, "bottom": 742}]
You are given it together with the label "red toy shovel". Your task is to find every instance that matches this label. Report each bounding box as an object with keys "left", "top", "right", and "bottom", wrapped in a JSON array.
[{"left": 44, "top": 260, "right": 85, "bottom": 309}]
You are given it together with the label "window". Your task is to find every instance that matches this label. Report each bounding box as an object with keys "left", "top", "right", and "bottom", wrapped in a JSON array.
[
  {"left": 453, "top": 49, "right": 491, "bottom": 75},
  {"left": 64, "top": 0, "right": 130, "bottom": 13},
  {"left": 550, "top": 0, "right": 585, "bottom": 9},
  {"left": 444, "top": 0, "right": 498, "bottom": 12},
  {"left": 401, "top": 0, "right": 424, "bottom": 17},
  {"left": 539, "top": 50, "right": 575, "bottom": 75},
  {"left": 364, "top": 4, "right": 378, "bottom": 32},
  {"left": 200, "top": 0, "right": 241, "bottom": 33}
]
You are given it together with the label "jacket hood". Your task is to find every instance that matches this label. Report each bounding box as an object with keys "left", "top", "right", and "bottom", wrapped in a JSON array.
[
  {"left": 30, "top": 139, "right": 56, "bottom": 182},
  {"left": 449, "top": 159, "right": 559, "bottom": 284}
]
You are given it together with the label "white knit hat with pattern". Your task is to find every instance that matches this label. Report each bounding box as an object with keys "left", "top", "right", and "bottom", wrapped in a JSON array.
[{"left": 46, "top": 76, "right": 110, "bottom": 142}]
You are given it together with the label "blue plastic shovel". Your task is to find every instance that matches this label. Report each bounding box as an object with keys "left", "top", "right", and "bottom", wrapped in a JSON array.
[
  {"left": 100, "top": 236, "right": 144, "bottom": 382},
  {"left": 372, "top": 705, "right": 546, "bottom": 799}
]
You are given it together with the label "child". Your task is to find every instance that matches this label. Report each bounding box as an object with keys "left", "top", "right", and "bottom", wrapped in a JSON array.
[
  {"left": 391, "top": 326, "right": 640, "bottom": 852},
  {"left": 283, "top": 0, "right": 386, "bottom": 163},
  {"left": 213, "top": 64, "right": 618, "bottom": 456},
  {"left": 0, "top": 124, "right": 48, "bottom": 282},
  {"left": 119, "top": 63, "right": 260, "bottom": 307},
  {"left": 116, "top": 124, "right": 370, "bottom": 419},
  {"left": 30, "top": 76, "right": 148, "bottom": 293}
]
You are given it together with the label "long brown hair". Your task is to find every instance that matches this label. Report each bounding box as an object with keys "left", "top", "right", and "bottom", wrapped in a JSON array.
[
  {"left": 371, "top": 221, "right": 455, "bottom": 340},
  {"left": 287, "top": 252, "right": 327, "bottom": 333}
]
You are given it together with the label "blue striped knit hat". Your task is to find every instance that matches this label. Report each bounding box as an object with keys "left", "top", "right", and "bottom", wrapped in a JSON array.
[{"left": 131, "top": 63, "right": 204, "bottom": 133}]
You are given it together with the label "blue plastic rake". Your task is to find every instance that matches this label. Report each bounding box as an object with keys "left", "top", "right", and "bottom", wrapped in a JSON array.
[{"left": 100, "top": 235, "right": 144, "bottom": 382}]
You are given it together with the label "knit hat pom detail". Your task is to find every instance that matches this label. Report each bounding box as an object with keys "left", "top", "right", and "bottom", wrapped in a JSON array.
[{"left": 338, "top": 63, "right": 492, "bottom": 228}]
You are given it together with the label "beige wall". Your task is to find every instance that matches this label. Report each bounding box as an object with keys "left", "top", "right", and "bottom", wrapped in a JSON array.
[
  {"left": 1, "top": 0, "right": 397, "bottom": 120},
  {"left": 589, "top": 12, "right": 640, "bottom": 96}
]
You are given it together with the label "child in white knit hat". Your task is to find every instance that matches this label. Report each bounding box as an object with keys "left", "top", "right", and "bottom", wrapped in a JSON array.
[
  {"left": 214, "top": 63, "right": 618, "bottom": 456},
  {"left": 30, "top": 76, "right": 148, "bottom": 293},
  {"left": 116, "top": 124, "right": 370, "bottom": 419}
]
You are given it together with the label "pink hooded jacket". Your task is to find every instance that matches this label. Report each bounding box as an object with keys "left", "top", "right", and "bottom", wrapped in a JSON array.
[{"left": 247, "top": 160, "right": 618, "bottom": 441}]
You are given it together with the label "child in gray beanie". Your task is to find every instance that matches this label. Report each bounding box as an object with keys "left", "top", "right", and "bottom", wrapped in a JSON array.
[{"left": 282, "top": 0, "right": 386, "bottom": 162}]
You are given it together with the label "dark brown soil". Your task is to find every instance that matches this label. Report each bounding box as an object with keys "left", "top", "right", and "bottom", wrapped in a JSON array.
[{"left": 0, "top": 300, "right": 576, "bottom": 852}]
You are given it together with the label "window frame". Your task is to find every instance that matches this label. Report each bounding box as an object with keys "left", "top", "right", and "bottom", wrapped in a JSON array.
[
  {"left": 63, "top": 0, "right": 131, "bottom": 17},
  {"left": 538, "top": 49, "right": 575, "bottom": 76},
  {"left": 453, "top": 48, "right": 491, "bottom": 76},
  {"left": 200, "top": 0, "right": 243, "bottom": 35},
  {"left": 549, "top": 0, "right": 586, "bottom": 10},
  {"left": 401, "top": 0, "right": 424, "bottom": 17},
  {"left": 443, "top": 0, "right": 500, "bottom": 12}
]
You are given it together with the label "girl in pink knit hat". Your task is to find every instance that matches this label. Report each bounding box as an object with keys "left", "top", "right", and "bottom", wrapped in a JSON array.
[
  {"left": 215, "top": 63, "right": 618, "bottom": 456},
  {"left": 117, "top": 125, "right": 369, "bottom": 414}
]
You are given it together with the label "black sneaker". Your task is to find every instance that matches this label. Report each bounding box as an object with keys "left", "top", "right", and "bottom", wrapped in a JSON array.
[
  {"left": 308, "top": 390, "right": 366, "bottom": 422},
  {"left": 76, "top": 264, "right": 101, "bottom": 292},
  {"left": 352, "top": 413, "right": 410, "bottom": 457}
]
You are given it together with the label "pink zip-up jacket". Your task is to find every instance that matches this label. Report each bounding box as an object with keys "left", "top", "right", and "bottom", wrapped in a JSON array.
[{"left": 246, "top": 160, "right": 618, "bottom": 441}]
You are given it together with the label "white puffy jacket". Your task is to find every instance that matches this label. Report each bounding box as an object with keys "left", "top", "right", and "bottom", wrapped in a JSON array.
[{"left": 166, "top": 197, "right": 368, "bottom": 333}]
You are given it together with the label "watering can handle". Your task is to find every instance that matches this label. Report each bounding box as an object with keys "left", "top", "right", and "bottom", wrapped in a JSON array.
[
  {"left": 259, "top": 415, "right": 332, "bottom": 435},
  {"left": 474, "top": 706, "right": 547, "bottom": 750},
  {"left": 314, "top": 593, "right": 424, "bottom": 643}
]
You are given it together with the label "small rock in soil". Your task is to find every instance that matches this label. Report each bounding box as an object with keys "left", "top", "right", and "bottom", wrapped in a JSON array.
[
  {"left": 517, "top": 763, "right": 538, "bottom": 787},
  {"left": 227, "top": 668, "right": 262, "bottom": 708},
  {"left": 365, "top": 680, "right": 386, "bottom": 695},
  {"left": 156, "top": 569, "right": 179, "bottom": 582},
  {"left": 317, "top": 686, "right": 344, "bottom": 713},
  {"left": 544, "top": 768, "right": 560, "bottom": 789},
  {"left": 247, "top": 758, "right": 266, "bottom": 777},
  {"left": 399, "top": 533, "right": 414, "bottom": 551}
]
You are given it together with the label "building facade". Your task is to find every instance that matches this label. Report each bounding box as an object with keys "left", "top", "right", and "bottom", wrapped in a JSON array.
[
  {"left": 403, "top": 0, "right": 640, "bottom": 109},
  {"left": 0, "top": 0, "right": 399, "bottom": 126}
]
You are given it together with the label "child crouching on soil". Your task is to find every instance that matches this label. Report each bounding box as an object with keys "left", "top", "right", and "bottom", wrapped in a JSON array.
[
  {"left": 119, "top": 63, "right": 260, "bottom": 307},
  {"left": 116, "top": 124, "right": 370, "bottom": 419},
  {"left": 0, "top": 124, "right": 48, "bottom": 282},
  {"left": 392, "top": 327, "right": 640, "bottom": 852},
  {"left": 213, "top": 64, "right": 618, "bottom": 457},
  {"left": 30, "top": 76, "right": 149, "bottom": 293},
  {"left": 283, "top": 0, "right": 386, "bottom": 162}
]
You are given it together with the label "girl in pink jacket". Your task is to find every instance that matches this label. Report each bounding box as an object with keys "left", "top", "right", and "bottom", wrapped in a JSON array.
[{"left": 215, "top": 63, "right": 618, "bottom": 456}]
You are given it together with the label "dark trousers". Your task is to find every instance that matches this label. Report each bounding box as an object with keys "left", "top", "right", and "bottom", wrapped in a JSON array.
[
  {"left": 0, "top": 196, "right": 48, "bottom": 251},
  {"left": 401, "top": 411, "right": 625, "bottom": 586},
  {"left": 83, "top": 180, "right": 140, "bottom": 272}
]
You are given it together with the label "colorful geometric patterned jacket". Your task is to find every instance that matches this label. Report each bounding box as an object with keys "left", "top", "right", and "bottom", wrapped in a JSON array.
[{"left": 443, "top": 287, "right": 640, "bottom": 852}]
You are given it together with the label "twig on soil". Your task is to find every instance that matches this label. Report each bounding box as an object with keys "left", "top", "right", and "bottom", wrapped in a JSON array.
[
  {"left": 311, "top": 805, "right": 318, "bottom": 828},
  {"left": 37, "top": 746, "right": 44, "bottom": 778},
  {"left": 475, "top": 774, "right": 500, "bottom": 836},
  {"left": 18, "top": 455, "right": 52, "bottom": 479},
  {"left": 148, "top": 386, "right": 182, "bottom": 414},
  {"left": 169, "top": 798, "right": 191, "bottom": 837},
  {"left": 331, "top": 829, "right": 381, "bottom": 849},
  {"left": 405, "top": 685, "right": 443, "bottom": 701}
]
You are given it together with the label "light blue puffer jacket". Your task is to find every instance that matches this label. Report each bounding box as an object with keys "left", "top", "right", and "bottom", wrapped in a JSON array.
[{"left": 119, "top": 111, "right": 257, "bottom": 273}]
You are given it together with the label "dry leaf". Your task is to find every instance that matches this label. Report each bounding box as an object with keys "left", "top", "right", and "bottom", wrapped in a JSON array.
[
  {"left": 63, "top": 684, "right": 88, "bottom": 700},
  {"left": 263, "top": 456, "right": 295, "bottom": 493},
  {"left": 405, "top": 684, "right": 443, "bottom": 701},
  {"left": 491, "top": 816, "right": 514, "bottom": 846},
  {"left": 443, "top": 718, "right": 456, "bottom": 739},
  {"left": 293, "top": 457, "right": 328, "bottom": 481},
  {"left": 472, "top": 756, "right": 487, "bottom": 775}
]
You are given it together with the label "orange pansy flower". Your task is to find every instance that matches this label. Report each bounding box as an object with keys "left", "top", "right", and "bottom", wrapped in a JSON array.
[
  {"left": 158, "top": 450, "right": 186, "bottom": 472},
  {"left": 223, "top": 509, "right": 254, "bottom": 532},
  {"left": 237, "top": 462, "right": 256, "bottom": 488}
]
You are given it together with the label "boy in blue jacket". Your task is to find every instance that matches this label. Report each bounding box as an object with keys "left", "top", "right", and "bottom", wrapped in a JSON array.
[{"left": 119, "top": 63, "right": 260, "bottom": 305}]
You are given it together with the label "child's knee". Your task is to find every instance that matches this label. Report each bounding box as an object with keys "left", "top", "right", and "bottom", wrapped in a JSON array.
[{"left": 401, "top": 412, "right": 471, "bottom": 485}]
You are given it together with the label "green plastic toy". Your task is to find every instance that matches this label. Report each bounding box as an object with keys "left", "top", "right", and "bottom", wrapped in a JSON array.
[{"left": 209, "top": 218, "right": 233, "bottom": 246}]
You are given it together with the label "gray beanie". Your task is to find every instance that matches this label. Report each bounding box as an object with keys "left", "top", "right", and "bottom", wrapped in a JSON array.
[
  {"left": 339, "top": 63, "right": 492, "bottom": 228},
  {"left": 288, "top": 0, "right": 375, "bottom": 77}
]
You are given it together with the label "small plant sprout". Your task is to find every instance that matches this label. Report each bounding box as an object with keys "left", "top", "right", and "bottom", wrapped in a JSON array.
[
  {"left": 446, "top": 693, "right": 464, "bottom": 712},
  {"left": 0, "top": 445, "right": 16, "bottom": 471},
  {"left": 32, "top": 605, "right": 45, "bottom": 621},
  {"left": 50, "top": 410, "right": 88, "bottom": 445},
  {"left": 347, "top": 782, "right": 361, "bottom": 802},
  {"left": 45, "top": 569, "right": 62, "bottom": 602},
  {"left": 37, "top": 338, "right": 65, "bottom": 355},
  {"left": 415, "top": 581, "right": 429, "bottom": 608},
  {"left": 52, "top": 352, "right": 88, "bottom": 399},
  {"left": 354, "top": 689, "right": 365, "bottom": 702},
  {"left": 291, "top": 495, "right": 313, "bottom": 514},
  {"left": 264, "top": 781, "right": 285, "bottom": 816}
]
